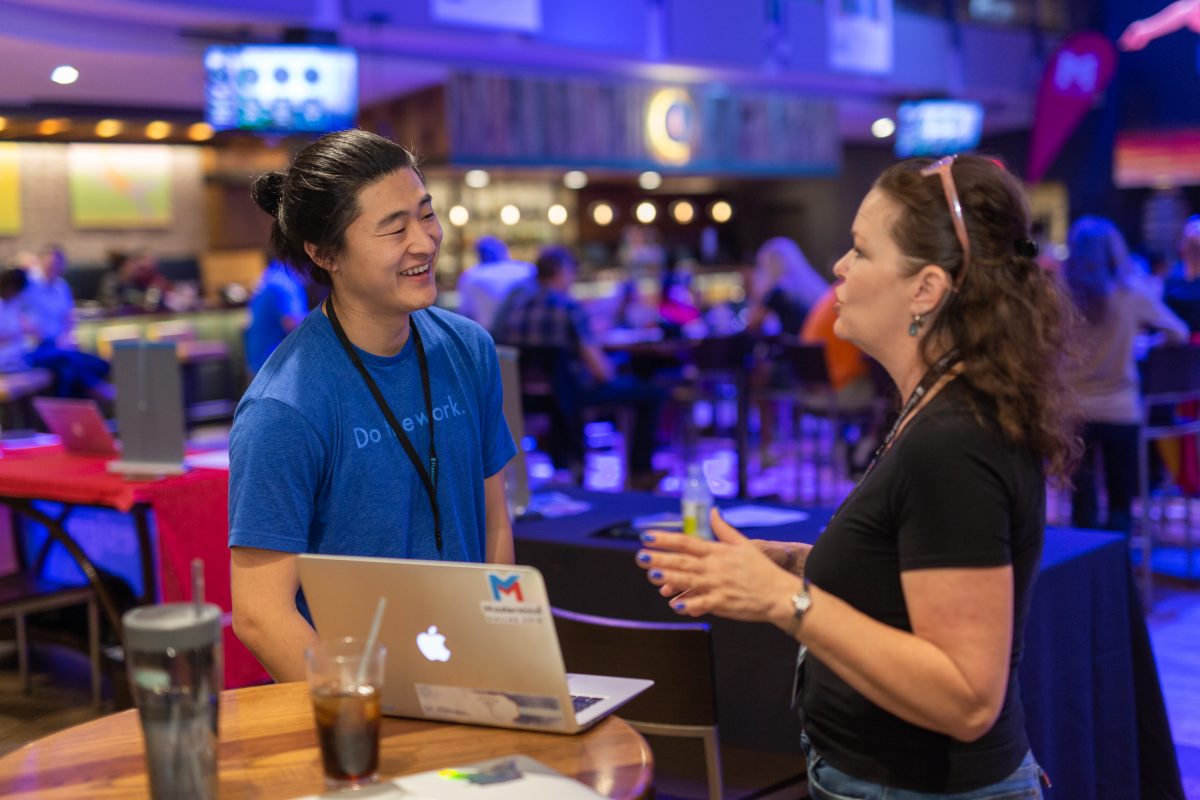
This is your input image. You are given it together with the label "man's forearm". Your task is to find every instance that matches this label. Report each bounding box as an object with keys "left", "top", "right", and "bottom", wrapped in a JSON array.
[{"left": 236, "top": 609, "right": 320, "bottom": 684}]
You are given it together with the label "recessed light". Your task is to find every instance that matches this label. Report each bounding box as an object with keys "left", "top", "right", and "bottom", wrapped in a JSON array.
[
  {"left": 563, "top": 171, "right": 588, "bottom": 190},
  {"left": 547, "top": 204, "right": 568, "bottom": 225},
  {"left": 448, "top": 205, "right": 469, "bottom": 226},
  {"left": 95, "top": 119, "right": 123, "bottom": 138},
  {"left": 635, "top": 201, "right": 658, "bottom": 224},
  {"left": 709, "top": 200, "right": 732, "bottom": 223},
  {"left": 638, "top": 171, "right": 663, "bottom": 191},
  {"left": 187, "top": 122, "right": 214, "bottom": 142},
  {"left": 50, "top": 66, "right": 79, "bottom": 85},
  {"left": 464, "top": 170, "right": 490, "bottom": 189},
  {"left": 499, "top": 204, "right": 520, "bottom": 225},
  {"left": 145, "top": 121, "right": 172, "bottom": 140},
  {"left": 871, "top": 117, "right": 896, "bottom": 138}
]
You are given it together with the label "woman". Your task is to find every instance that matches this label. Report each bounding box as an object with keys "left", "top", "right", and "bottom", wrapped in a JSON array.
[
  {"left": 745, "top": 236, "right": 827, "bottom": 335},
  {"left": 638, "top": 155, "right": 1076, "bottom": 797},
  {"left": 229, "top": 130, "right": 516, "bottom": 682},
  {"left": 1064, "top": 216, "right": 1187, "bottom": 534}
]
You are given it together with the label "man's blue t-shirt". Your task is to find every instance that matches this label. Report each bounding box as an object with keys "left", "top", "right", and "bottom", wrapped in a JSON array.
[
  {"left": 229, "top": 305, "right": 516, "bottom": 617},
  {"left": 245, "top": 264, "right": 308, "bottom": 373}
]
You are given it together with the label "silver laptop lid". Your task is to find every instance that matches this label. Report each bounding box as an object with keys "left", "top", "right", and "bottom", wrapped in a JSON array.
[
  {"left": 298, "top": 555, "right": 578, "bottom": 731},
  {"left": 110, "top": 341, "right": 186, "bottom": 474}
]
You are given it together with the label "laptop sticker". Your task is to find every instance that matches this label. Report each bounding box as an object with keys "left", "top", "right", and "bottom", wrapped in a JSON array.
[
  {"left": 479, "top": 572, "right": 545, "bottom": 625},
  {"left": 415, "top": 684, "right": 565, "bottom": 726}
]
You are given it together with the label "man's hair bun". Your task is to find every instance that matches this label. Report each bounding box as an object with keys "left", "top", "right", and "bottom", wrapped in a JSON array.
[{"left": 250, "top": 171, "right": 286, "bottom": 217}]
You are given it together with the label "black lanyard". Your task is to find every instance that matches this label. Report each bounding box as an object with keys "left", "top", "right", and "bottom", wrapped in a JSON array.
[
  {"left": 325, "top": 299, "right": 442, "bottom": 553},
  {"left": 829, "top": 350, "right": 960, "bottom": 522},
  {"left": 871, "top": 349, "right": 960, "bottom": 468}
]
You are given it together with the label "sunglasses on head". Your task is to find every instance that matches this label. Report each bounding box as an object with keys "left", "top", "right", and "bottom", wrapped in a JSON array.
[{"left": 920, "top": 155, "right": 972, "bottom": 287}]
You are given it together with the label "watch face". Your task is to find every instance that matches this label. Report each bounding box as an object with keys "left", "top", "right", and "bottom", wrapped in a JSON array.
[{"left": 792, "top": 591, "right": 812, "bottom": 617}]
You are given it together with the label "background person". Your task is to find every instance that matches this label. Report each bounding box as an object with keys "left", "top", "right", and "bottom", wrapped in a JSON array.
[
  {"left": 244, "top": 259, "right": 310, "bottom": 375},
  {"left": 229, "top": 130, "right": 516, "bottom": 682},
  {"left": 638, "top": 155, "right": 1075, "bottom": 798},
  {"left": 454, "top": 235, "right": 534, "bottom": 331},
  {"left": 495, "top": 246, "right": 665, "bottom": 490},
  {"left": 1064, "top": 216, "right": 1188, "bottom": 534}
]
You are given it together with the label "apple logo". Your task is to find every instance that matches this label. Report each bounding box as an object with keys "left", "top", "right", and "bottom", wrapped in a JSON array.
[{"left": 416, "top": 625, "right": 451, "bottom": 662}]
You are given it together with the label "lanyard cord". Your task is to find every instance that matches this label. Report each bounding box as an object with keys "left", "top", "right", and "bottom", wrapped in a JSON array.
[
  {"left": 871, "top": 349, "right": 961, "bottom": 468},
  {"left": 325, "top": 299, "right": 442, "bottom": 554},
  {"left": 829, "top": 350, "right": 961, "bottom": 522}
]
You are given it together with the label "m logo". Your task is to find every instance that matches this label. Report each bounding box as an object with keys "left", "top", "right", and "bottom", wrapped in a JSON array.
[
  {"left": 1053, "top": 51, "right": 1099, "bottom": 93},
  {"left": 488, "top": 574, "right": 523, "bottom": 603}
]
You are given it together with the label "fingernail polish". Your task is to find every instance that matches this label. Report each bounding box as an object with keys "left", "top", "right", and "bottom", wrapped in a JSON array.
[
  {"left": 649, "top": 569, "right": 663, "bottom": 580},
  {"left": 637, "top": 552, "right": 652, "bottom": 564},
  {"left": 672, "top": 602, "right": 686, "bottom": 611},
  {"left": 640, "top": 532, "right": 655, "bottom": 543}
]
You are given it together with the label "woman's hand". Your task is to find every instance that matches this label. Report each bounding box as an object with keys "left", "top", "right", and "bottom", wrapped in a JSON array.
[{"left": 636, "top": 509, "right": 802, "bottom": 625}]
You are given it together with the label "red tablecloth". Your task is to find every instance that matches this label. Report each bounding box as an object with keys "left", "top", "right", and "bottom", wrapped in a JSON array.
[{"left": 0, "top": 446, "right": 269, "bottom": 688}]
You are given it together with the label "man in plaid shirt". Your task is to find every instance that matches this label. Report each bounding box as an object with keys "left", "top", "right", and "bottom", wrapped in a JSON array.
[{"left": 496, "top": 246, "right": 665, "bottom": 489}]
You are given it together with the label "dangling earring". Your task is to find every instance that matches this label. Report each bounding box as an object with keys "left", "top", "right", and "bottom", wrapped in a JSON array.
[{"left": 908, "top": 313, "right": 924, "bottom": 337}]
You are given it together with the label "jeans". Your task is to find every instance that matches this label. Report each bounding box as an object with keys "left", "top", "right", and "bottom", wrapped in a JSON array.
[{"left": 801, "top": 734, "right": 1045, "bottom": 799}]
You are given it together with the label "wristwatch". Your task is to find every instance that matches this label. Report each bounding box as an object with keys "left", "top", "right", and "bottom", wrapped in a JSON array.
[{"left": 790, "top": 581, "right": 812, "bottom": 625}]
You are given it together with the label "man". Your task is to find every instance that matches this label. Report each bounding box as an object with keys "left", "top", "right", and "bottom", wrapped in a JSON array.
[
  {"left": 495, "top": 246, "right": 664, "bottom": 490},
  {"left": 245, "top": 260, "right": 309, "bottom": 375},
  {"left": 455, "top": 236, "right": 534, "bottom": 331}
]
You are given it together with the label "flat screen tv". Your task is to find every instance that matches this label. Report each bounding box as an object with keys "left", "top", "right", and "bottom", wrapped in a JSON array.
[
  {"left": 205, "top": 45, "right": 358, "bottom": 134},
  {"left": 894, "top": 100, "right": 984, "bottom": 158}
]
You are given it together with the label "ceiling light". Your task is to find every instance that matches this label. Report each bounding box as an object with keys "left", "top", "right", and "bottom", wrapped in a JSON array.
[
  {"left": 709, "top": 200, "right": 733, "bottom": 223},
  {"left": 50, "top": 65, "right": 79, "bottom": 85},
  {"left": 547, "top": 204, "right": 568, "bottom": 225},
  {"left": 499, "top": 204, "right": 520, "bottom": 225},
  {"left": 563, "top": 170, "right": 588, "bottom": 190},
  {"left": 145, "top": 121, "right": 172, "bottom": 140},
  {"left": 94, "top": 119, "right": 123, "bottom": 138},
  {"left": 638, "top": 171, "right": 663, "bottom": 191},
  {"left": 871, "top": 117, "right": 896, "bottom": 138},
  {"left": 37, "top": 118, "right": 68, "bottom": 136},
  {"left": 635, "top": 201, "right": 658, "bottom": 224},
  {"left": 187, "top": 122, "right": 214, "bottom": 142},
  {"left": 448, "top": 205, "right": 469, "bottom": 226},
  {"left": 670, "top": 200, "right": 695, "bottom": 224},
  {"left": 464, "top": 169, "right": 490, "bottom": 189},
  {"left": 591, "top": 202, "right": 615, "bottom": 226},
  {"left": 0, "top": 117, "right": 9, "bottom": 132}
]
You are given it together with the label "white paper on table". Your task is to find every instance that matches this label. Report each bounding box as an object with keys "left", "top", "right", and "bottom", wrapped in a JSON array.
[
  {"left": 720, "top": 505, "right": 809, "bottom": 528},
  {"left": 290, "top": 754, "right": 606, "bottom": 799}
]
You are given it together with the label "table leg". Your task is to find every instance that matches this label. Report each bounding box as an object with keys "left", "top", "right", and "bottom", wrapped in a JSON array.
[{"left": 132, "top": 504, "right": 156, "bottom": 605}]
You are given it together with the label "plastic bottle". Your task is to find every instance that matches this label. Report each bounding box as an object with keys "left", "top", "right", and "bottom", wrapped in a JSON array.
[{"left": 681, "top": 463, "right": 715, "bottom": 540}]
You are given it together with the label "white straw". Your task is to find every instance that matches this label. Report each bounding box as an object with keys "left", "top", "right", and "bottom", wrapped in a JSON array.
[{"left": 356, "top": 597, "right": 387, "bottom": 687}]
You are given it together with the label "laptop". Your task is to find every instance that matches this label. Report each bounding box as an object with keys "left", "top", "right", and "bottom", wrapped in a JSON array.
[
  {"left": 495, "top": 345, "right": 530, "bottom": 517},
  {"left": 108, "top": 341, "right": 187, "bottom": 476},
  {"left": 32, "top": 397, "right": 119, "bottom": 456},
  {"left": 297, "top": 555, "right": 652, "bottom": 734}
]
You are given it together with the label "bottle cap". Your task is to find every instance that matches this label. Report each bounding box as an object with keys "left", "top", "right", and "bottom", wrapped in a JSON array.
[{"left": 123, "top": 602, "right": 222, "bottom": 652}]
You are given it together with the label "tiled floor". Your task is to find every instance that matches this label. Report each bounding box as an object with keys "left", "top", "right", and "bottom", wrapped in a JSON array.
[{"left": 0, "top": 421, "right": 1197, "bottom": 799}]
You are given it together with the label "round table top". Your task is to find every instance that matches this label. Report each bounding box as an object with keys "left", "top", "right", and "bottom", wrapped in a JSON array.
[{"left": 0, "top": 682, "right": 654, "bottom": 799}]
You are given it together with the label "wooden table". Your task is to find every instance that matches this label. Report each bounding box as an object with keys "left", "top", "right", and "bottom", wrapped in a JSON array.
[{"left": 0, "top": 682, "right": 654, "bottom": 799}]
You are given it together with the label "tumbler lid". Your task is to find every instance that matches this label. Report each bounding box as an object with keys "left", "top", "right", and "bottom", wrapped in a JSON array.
[{"left": 123, "top": 602, "right": 221, "bottom": 652}]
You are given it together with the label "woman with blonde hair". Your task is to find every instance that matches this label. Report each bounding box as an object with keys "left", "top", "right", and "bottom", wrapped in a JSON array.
[{"left": 746, "top": 236, "right": 828, "bottom": 335}]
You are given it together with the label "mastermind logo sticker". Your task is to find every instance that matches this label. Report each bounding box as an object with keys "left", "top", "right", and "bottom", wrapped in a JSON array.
[{"left": 480, "top": 572, "right": 544, "bottom": 624}]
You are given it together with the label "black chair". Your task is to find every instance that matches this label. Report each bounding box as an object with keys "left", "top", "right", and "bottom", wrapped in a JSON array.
[
  {"left": 552, "top": 607, "right": 725, "bottom": 800},
  {"left": 1138, "top": 345, "right": 1200, "bottom": 603},
  {"left": 673, "top": 333, "right": 757, "bottom": 497},
  {"left": 0, "top": 510, "right": 103, "bottom": 708},
  {"left": 776, "top": 341, "right": 885, "bottom": 502}
]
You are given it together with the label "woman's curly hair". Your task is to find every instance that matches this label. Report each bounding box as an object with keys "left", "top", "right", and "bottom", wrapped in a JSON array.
[{"left": 875, "top": 155, "right": 1081, "bottom": 483}]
